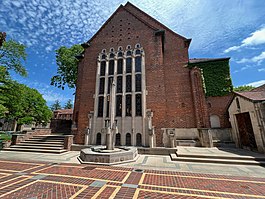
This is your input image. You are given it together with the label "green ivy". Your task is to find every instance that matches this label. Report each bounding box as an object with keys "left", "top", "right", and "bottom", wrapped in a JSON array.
[{"left": 189, "top": 59, "right": 233, "bottom": 97}]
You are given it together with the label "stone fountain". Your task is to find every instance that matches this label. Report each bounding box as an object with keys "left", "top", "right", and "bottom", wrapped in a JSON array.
[{"left": 78, "top": 80, "right": 138, "bottom": 165}]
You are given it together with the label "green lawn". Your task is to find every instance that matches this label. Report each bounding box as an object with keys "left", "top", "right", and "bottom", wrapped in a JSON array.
[{"left": 0, "top": 133, "right": 12, "bottom": 141}]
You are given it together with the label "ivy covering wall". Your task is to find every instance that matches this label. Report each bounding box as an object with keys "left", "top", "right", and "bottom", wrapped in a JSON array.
[{"left": 188, "top": 59, "right": 233, "bottom": 97}]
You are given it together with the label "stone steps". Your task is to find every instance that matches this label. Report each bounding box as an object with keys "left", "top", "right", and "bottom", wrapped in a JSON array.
[
  {"left": 170, "top": 153, "right": 265, "bottom": 166},
  {"left": 4, "top": 134, "right": 67, "bottom": 154}
]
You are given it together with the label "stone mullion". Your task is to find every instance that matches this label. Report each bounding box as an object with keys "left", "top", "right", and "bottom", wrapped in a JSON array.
[
  {"left": 141, "top": 52, "right": 146, "bottom": 146},
  {"left": 92, "top": 60, "right": 101, "bottom": 144},
  {"left": 103, "top": 60, "right": 109, "bottom": 119},
  {"left": 131, "top": 55, "right": 136, "bottom": 146},
  {"left": 121, "top": 57, "right": 126, "bottom": 145}
]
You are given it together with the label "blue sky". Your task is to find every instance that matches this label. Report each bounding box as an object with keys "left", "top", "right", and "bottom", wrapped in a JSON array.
[{"left": 1, "top": 0, "right": 265, "bottom": 106}]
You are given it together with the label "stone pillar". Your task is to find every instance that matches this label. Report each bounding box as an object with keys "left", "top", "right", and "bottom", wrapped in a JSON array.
[
  {"left": 167, "top": 129, "right": 176, "bottom": 148},
  {"left": 147, "top": 110, "right": 155, "bottom": 148},
  {"left": 64, "top": 135, "right": 74, "bottom": 151},
  {"left": 198, "top": 128, "right": 213, "bottom": 147}
]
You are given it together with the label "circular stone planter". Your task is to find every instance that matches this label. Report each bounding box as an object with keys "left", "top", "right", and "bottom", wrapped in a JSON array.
[{"left": 78, "top": 146, "right": 138, "bottom": 165}]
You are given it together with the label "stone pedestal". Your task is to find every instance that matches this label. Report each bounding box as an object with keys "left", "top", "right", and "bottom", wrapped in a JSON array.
[{"left": 198, "top": 128, "right": 213, "bottom": 147}]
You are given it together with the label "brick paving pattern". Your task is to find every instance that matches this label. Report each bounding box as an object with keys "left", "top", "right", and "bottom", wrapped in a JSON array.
[{"left": 0, "top": 160, "right": 264, "bottom": 198}]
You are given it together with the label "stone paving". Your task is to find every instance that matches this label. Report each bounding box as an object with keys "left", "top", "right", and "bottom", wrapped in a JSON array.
[{"left": 0, "top": 159, "right": 264, "bottom": 198}]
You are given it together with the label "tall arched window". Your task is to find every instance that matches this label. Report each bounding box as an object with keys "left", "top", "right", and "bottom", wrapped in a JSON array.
[
  {"left": 136, "top": 133, "right": 142, "bottom": 146},
  {"left": 116, "top": 133, "right": 121, "bottom": 146},
  {"left": 117, "top": 59, "right": 123, "bottom": 74},
  {"left": 136, "top": 94, "right": 142, "bottom": 116},
  {"left": 98, "top": 97, "right": 104, "bottom": 117},
  {"left": 126, "top": 133, "right": 131, "bottom": 146},
  {"left": 126, "top": 95, "right": 132, "bottom": 116},
  {"left": 100, "top": 61, "right": 106, "bottom": 76},
  {"left": 126, "top": 58, "right": 132, "bottom": 73},
  {"left": 135, "top": 56, "right": 141, "bottom": 72},
  {"left": 116, "top": 95, "right": 122, "bottom": 117},
  {"left": 109, "top": 60, "right": 114, "bottom": 75},
  {"left": 96, "top": 133, "right": 101, "bottom": 145}
]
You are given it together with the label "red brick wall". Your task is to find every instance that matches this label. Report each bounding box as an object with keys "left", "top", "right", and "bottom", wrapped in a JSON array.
[
  {"left": 207, "top": 95, "right": 233, "bottom": 128},
  {"left": 73, "top": 5, "right": 205, "bottom": 146}
]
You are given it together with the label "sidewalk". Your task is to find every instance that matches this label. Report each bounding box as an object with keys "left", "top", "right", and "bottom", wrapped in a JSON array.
[{"left": 1, "top": 146, "right": 265, "bottom": 178}]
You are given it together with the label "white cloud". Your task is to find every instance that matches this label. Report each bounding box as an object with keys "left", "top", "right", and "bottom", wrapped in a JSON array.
[
  {"left": 247, "top": 80, "right": 265, "bottom": 87},
  {"left": 236, "top": 51, "right": 265, "bottom": 64},
  {"left": 258, "top": 68, "right": 265, "bottom": 72},
  {"left": 224, "top": 26, "right": 265, "bottom": 53}
]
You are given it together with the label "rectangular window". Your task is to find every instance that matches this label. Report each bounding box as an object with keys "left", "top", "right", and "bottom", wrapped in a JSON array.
[
  {"left": 109, "top": 60, "right": 114, "bottom": 75},
  {"left": 98, "top": 96, "right": 104, "bottom": 117},
  {"left": 117, "top": 59, "right": 123, "bottom": 74},
  {"left": 100, "top": 61, "right": 106, "bottom": 76},
  {"left": 136, "top": 94, "right": 142, "bottom": 116},
  {"left": 106, "top": 98, "right": 110, "bottom": 117},
  {"left": 135, "top": 74, "right": 141, "bottom": 92},
  {"left": 135, "top": 56, "right": 142, "bottom": 72},
  {"left": 126, "top": 75, "right": 131, "bottom": 92},
  {"left": 99, "top": 78, "right": 105, "bottom": 94},
  {"left": 126, "top": 58, "right": 132, "bottom": 73},
  {"left": 126, "top": 95, "right": 132, "bottom": 116},
  {"left": 116, "top": 95, "right": 122, "bottom": 117},
  {"left": 117, "top": 76, "right": 123, "bottom": 93}
]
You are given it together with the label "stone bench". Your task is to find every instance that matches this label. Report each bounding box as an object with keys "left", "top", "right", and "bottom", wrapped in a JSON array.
[{"left": 176, "top": 139, "right": 198, "bottom": 146}]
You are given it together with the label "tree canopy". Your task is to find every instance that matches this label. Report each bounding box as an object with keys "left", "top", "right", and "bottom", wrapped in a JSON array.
[
  {"left": 50, "top": 100, "right": 61, "bottom": 111},
  {"left": 234, "top": 85, "right": 255, "bottom": 92},
  {"left": 1, "top": 81, "right": 52, "bottom": 125},
  {"left": 0, "top": 39, "right": 27, "bottom": 77},
  {"left": 51, "top": 44, "right": 83, "bottom": 90},
  {"left": 64, "top": 99, "right": 73, "bottom": 109}
]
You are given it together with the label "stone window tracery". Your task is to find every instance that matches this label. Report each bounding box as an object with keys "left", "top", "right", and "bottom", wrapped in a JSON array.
[{"left": 96, "top": 45, "right": 144, "bottom": 118}]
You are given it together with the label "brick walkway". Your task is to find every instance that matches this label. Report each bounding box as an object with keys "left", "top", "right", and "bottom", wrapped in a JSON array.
[{"left": 0, "top": 159, "right": 264, "bottom": 198}]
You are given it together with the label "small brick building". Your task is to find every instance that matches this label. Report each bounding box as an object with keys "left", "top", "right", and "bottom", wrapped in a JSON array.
[{"left": 72, "top": 2, "right": 232, "bottom": 147}]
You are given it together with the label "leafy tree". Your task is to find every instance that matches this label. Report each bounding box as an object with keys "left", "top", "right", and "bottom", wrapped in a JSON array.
[
  {"left": 0, "top": 39, "right": 27, "bottom": 77},
  {"left": 234, "top": 85, "right": 255, "bottom": 92},
  {"left": 51, "top": 44, "right": 83, "bottom": 90},
  {"left": 1, "top": 81, "right": 52, "bottom": 127},
  {"left": 50, "top": 100, "right": 61, "bottom": 111},
  {"left": 64, "top": 99, "right": 73, "bottom": 109}
]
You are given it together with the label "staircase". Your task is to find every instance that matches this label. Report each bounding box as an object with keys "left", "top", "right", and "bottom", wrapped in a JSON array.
[
  {"left": 4, "top": 135, "right": 67, "bottom": 154},
  {"left": 170, "top": 148, "right": 265, "bottom": 166}
]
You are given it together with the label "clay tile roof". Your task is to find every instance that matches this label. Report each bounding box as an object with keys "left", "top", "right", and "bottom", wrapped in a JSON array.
[
  {"left": 54, "top": 109, "right": 73, "bottom": 114},
  {"left": 189, "top": 57, "right": 230, "bottom": 64},
  {"left": 235, "top": 85, "right": 265, "bottom": 102}
]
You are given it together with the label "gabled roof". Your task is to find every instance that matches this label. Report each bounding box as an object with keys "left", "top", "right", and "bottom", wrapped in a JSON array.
[
  {"left": 54, "top": 109, "right": 73, "bottom": 114},
  {"left": 87, "top": 2, "right": 190, "bottom": 44},
  {"left": 189, "top": 57, "right": 230, "bottom": 64},
  {"left": 233, "top": 85, "right": 265, "bottom": 102}
]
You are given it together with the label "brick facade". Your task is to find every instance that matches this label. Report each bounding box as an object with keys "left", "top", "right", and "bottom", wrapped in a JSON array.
[{"left": 73, "top": 2, "right": 231, "bottom": 146}]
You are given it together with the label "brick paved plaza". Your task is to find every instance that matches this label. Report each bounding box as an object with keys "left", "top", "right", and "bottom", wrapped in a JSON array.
[{"left": 0, "top": 159, "right": 264, "bottom": 198}]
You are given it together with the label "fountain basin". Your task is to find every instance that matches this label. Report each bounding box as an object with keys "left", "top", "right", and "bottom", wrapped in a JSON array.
[{"left": 78, "top": 146, "right": 139, "bottom": 165}]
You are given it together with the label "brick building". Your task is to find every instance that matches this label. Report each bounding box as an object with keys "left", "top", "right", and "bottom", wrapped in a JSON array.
[{"left": 72, "top": 2, "right": 232, "bottom": 147}]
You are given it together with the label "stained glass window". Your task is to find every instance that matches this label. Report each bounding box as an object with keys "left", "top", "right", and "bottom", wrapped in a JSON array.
[
  {"left": 135, "top": 74, "right": 141, "bottom": 92},
  {"left": 109, "top": 53, "right": 115, "bottom": 59},
  {"left": 126, "top": 58, "right": 132, "bottom": 73},
  {"left": 98, "top": 96, "right": 104, "bottom": 117},
  {"left": 118, "top": 52, "right": 123, "bottom": 57},
  {"left": 126, "top": 51, "right": 132, "bottom": 56},
  {"left": 126, "top": 75, "right": 131, "bottom": 92},
  {"left": 126, "top": 95, "right": 132, "bottom": 116},
  {"left": 136, "top": 49, "right": 141, "bottom": 55},
  {"left": 116, "top": 95, "right": 122, "bottom": 117},
  {"left": 135, "top": 56, "right": 141, "bottom": 72},
  {"left": 136, "top": 94, "right": 142, "bottom": 116},
  {"left": 117, "top": 76, "right": 122, "bottom": 93},
  {"left": 99, "top": 78, "right": 105, "bottom": 94},
  {"left": 117, "top": 59, "right": 123, "bottom": 74},
  {"left": 101, "top": 54, "right": 106, "bottom": 60},
  {"left": 109, "top": 60, "right": 114, "bottom": 75},
  {"left": 100, "top": 61, "right": 106, "bottom": 76}
]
